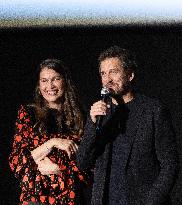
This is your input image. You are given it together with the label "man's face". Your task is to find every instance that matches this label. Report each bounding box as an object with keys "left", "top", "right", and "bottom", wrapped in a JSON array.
[{"left": 100, "top": 57, "right": 134, "bottom": 96}]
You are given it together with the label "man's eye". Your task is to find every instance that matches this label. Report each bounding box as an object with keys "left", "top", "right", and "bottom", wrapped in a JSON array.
[
  {"left": 100, "top": 72, "right": 106, "bottom": 77},
  {"left": 110, "top": 70, "right": 118, "bottom": 74},
  {"left": 54, "top": 77, "right": 61, "bottom": 81},
  {"left": 40, "top": 79, "right": 47, "bottom": 83}
]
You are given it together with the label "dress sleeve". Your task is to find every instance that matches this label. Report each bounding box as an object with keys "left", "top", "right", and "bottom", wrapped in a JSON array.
[
  {"left": 50, "top": 132, "right": 94, "bottom": 186},
  {"left": 9, "top": 105, "right": 37, "bottom": 179}
]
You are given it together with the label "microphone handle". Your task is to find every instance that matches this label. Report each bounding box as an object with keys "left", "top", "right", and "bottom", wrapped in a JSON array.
[{"left": 96, "top": 94, "right": 110, "bottom": 130}]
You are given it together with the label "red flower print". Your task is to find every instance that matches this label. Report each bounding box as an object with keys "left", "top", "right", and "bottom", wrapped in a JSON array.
[
  {"left": 16, "top": 165, "right": 21, "bottom": 172},
  {"left": 60, "top": 181, "right": 65, "bottom": 189},
  {"left": 20, "top": 112, "right": 24, "bottom": 120},
  {"left": 51, "top": 183, "right": 58, "bottom": 189},
  {"left": 34, "top": 136, "right": 39, "bottom": 140},
  {"left": 36, "top": 175, "right": 41, "bottom": 181},
  {"left": 25, "top": 118, "right": 30, "bottom": 123},
  {"left": 50, "top": 175, "right": 55, "bottom": 181},
  {"left": 20, "top": 193, "right": 24, "bottom": 200},
  {"left": 13, "top": 156, "right": 18, "bottom": 164},
  {"left": 23, "top": 175, "right": 28, "bottom": 182},
  {"left": 40, "top": 196, "right": 46, "bottom": 203},
  {"left": 15, "top": 135, "right": 22, "bottom": 142},
  {"left": 34, "top": 140, "right": 38, "bottom": 146},
  {"left": 72, "top": 166, "right": 78, "bottom": 172},
  {"left": 49, "top": 196, "right": 55, "bottom": 204},
  {"left": 18, "top": 124, "right": 23, "bottom": 131},
  {"left": 62, "top": 190, "right": 68, "bottom": 196},
  {"left": 29, "top": 181, "right": 33, "bottom": 188},
  {"left": 23, "top": 156, "right": 27, "bottom": 164},
  {"left": 31, "top": 197, "right": 36, "bottom": 202},
  {"left": 69, "top": 191, "right": 75, "bottom": 198},
  {"left": 68, "top": 179, "right": 73, "bottom": 185},
  {"left": 23, "top": 131, "right": 29, "bottom": 137}
]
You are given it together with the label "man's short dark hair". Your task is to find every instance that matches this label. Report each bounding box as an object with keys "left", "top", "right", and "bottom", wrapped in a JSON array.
[{"left": 98, "top": 45, "right": 137, "bottom": 72}]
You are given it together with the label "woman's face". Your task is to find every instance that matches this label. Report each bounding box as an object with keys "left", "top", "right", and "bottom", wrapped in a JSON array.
[{"left": 39, "top": 68, "right": 65, "bottom": 107}]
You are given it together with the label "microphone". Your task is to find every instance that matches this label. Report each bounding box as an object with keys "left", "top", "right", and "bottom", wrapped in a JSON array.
[{"left": 96, "top": 87, "right": 111, "bottom": 131}]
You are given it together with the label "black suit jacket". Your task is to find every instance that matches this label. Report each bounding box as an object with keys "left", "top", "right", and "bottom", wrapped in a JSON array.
[{"left": 76, "top": 94, "right": 179, "bottom": 205}]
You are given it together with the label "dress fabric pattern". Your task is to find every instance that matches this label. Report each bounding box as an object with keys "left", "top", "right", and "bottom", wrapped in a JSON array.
[{"left": 9, "top": 105, "right": 89, "bottom": 205}]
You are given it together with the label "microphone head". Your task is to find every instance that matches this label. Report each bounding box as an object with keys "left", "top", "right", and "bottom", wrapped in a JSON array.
[{"left": 101, "top": 87, "right": 110, "bottom": 96}]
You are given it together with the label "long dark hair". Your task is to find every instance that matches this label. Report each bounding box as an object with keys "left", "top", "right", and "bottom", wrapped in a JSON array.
[{"left": 32, "top": 58, "right": 84, "bottom": 135}]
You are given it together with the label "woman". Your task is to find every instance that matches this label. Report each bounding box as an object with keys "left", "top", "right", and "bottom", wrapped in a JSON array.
[{"left": 9, "top": 59, "right": 90, "bottom": 205}]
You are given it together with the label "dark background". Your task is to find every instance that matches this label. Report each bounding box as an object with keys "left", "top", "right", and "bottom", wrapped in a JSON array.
[{"left": 0, "top": 25, "right": 182, "bottom": 204}]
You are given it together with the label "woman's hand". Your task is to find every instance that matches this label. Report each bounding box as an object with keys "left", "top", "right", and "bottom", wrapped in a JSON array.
[
  {"left": 31, "top": 139, "right": 55, "bottom": 163},
  {"left": 52, "top": 138, "right": 78, "bottom": 159},
  {"left": 37, "top": 157, "right": 61, "bottom": 175}
]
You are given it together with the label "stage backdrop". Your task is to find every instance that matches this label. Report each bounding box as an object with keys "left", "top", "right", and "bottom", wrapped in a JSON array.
[{"left": 0, "top": 25, "right": 182, "bottom": 204}]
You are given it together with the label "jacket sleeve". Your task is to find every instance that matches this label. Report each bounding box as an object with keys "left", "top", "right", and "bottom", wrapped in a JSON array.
[
  {"left": 9, "top": 105, "right": 37, "bottom": 179},
  {"left": 76, "top": 115, "right": 99, "bottom": 170},
  {"left": 145, "top": 104, "right": 179, "bottom": 205}
]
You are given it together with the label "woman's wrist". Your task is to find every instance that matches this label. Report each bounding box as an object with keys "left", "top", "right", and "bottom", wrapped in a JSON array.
[
  {"left": 49, "top": 138, "right": 58, "bottom": 148},
  {"left": 31, "top": 139, "right": 56, "bottom": 163},
  {"left": 45, "top": 138, "right": 55, "bottom": 150}
]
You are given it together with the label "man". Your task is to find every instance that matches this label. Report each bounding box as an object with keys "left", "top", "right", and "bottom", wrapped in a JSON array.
[{"left": 76, "top": 46, "right": 178, "bottom": 205}]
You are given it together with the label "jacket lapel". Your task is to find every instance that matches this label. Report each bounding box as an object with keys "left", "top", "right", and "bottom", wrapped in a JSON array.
[{"left": 119, "top": 95, "right": 146, "bottom": 172}]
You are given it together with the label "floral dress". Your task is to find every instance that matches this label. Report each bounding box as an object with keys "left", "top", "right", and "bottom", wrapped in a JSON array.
[{"left": 9, "top": 105, "right": 91, "bottom": 205}]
